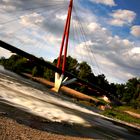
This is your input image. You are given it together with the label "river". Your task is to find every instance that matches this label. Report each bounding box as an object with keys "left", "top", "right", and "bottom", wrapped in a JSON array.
[{"left": 0, "top": 65, "right": 140, "bottom": 139}]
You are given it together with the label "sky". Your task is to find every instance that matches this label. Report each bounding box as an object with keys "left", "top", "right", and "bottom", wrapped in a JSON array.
[{"left": 0, "top": 0, "right": 140, "bottom": 84}]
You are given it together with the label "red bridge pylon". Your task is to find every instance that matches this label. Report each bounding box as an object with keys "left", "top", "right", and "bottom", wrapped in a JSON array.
[{"left": 52, "top": 0, "right": 76, "bottom": 92}]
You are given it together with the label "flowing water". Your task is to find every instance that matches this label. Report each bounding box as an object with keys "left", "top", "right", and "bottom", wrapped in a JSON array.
[{"left": 0, "top": 65, "right": 140, "bottom": 139}]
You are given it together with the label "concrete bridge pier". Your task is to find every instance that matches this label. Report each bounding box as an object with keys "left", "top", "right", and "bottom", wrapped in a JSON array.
[{"left": 52, "top": 72, "right": 77, "bottom": 92}]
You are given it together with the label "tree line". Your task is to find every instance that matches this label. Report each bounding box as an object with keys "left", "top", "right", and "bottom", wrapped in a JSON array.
[{"left": 0, "top": 55, "right": 140, "bottom": 109}]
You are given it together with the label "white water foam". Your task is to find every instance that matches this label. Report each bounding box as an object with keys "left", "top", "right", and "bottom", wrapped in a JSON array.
[{"left": 0, "top": 74, "right": 96, "bottom": 126}]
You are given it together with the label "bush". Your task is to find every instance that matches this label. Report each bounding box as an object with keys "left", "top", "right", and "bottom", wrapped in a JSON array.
[{"left": 32, "top": 66, "right": 38, "bottom": 77}]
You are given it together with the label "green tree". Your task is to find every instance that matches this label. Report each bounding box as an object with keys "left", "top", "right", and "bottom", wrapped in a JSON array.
[
  {"left": 32, "top": 66, "right": 38, "bottom": 77},
  {"left": 77, "top": 62, "right": 92, "bottom": 81},
  {"left": 0, "top": 57, "right": 6, "bottom": 65},
  {"left": 124, "top": 78, "right": 139, "bottom": 102},
  {"left": 65, "top": 56, "right": 78, "bottom": 74},
  {"left": 119, "top": 78, "right": 140, "bottom": 109},
  {"left": 43, "top": 68, "right": 54, "bottom": 81},
  {"left": 53, "top": 56, "right": 78, "bottom": 75},
  {"left": 96, "top": 74, "right": 109, "bottom": 91},
  {"left": 115, "top": 84, "right": 125, "bottom": 99}
]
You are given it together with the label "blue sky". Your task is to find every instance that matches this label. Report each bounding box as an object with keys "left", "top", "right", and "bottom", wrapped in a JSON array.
[{"left": 0, "top": 0, "right": 140, "bottom": 83}]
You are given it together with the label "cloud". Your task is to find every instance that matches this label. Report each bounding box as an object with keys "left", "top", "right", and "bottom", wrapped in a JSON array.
[
  {"left": 0, "top": 48, "right": 13, "bottom": 58},
  {"left": 2, "top": 0, "right": 11, "bottom": 2},
  {"left": 0, "top": 0, "right": 22, "bottom": 12},
  {"left": 88, "top": 22, "right": 100, "bottom": 32},
  {"left": 109, "top": 9, "right": 136, "bottom": 26},
  {"left": 90, "top": 0, "right": 116, "bottom": 6},
  {"left": 73, "top": 18, "right": 140, "bottom": 82},
  {"left": 20, "top": 12, "right": 44, "bottom": 27},
  {"left": 75, "top": 40, "right": 94, "bottom": 56},
  {"left": 56, "top": 14, "right": 67, "bottom": 21},
  {"left": 131, "top": 47, "right": 140, "bottom": 54},
  {"left": 130, "top": 25, "right": 140, "bottom": 37},
  {"left": 0, "top": 4, "right": 16, "bottom": 11}
]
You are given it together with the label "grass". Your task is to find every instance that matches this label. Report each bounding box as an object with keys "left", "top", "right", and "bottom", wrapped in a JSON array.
[
  {"left": 102, "top": 108, "right": 140, "bottom": 125},
  {"left": 115, "top": 106, "right": 140, "bottom": 114}
]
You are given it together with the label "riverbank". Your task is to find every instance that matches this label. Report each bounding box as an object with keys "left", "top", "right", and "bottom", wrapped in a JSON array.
[
  {"left": 22, "top": 73, "right": 100, "bottom": 104},
  {"left": 0, "top": 68, "right": 140, "bottom": 139},
  {"left": 22, "top": 73, "right": 140, "bottom": 131}
]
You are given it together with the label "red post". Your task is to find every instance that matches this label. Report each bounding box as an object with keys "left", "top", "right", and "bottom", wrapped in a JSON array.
[
  {"left": 57, "top": 0, "right": 73, "bottom": 73},
  {"left": 57, "top": 10, "right": 70, "bottom": 68}
]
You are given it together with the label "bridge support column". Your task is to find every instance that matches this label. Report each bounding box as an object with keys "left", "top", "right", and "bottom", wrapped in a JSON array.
[
  {"left": 52, "top": 72, "right": 77, "bottom": 92},
  {"left": 53, "top": 0, "right": 73, "bottom": 92},
  {"left": 52, "top": 73, "right": 64, "bottom": 92}
]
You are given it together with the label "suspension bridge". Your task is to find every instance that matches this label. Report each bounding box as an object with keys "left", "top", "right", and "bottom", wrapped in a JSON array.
[
  {"left": 0, "top": 0, "right": 115, "bottom": 100},
  {"left": 0, "top": 1, "right": 140, "bottom": 139}
]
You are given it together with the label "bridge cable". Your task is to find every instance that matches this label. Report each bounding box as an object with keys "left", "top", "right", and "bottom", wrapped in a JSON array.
[{"left": 73, "top": 5, "right": 102, "bottom": 75}]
